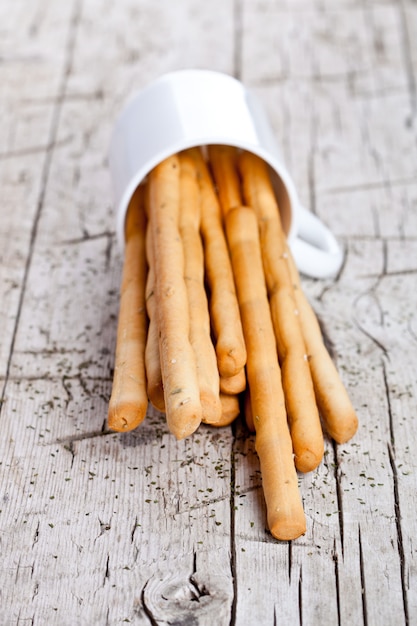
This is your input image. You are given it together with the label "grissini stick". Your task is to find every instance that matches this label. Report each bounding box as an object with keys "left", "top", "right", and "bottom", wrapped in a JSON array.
[
  {"left": 287, "top": 252, "right": 359, "bottom": 443},
  {"left": 225, "top": 204, "right": 306, "bottom": 541},
  {"left": 178, "top": 150, "right": 222, "bottom": 425},
  {"left": 108, "top": 185, "right": 149, "bottom": 432},
  {"left": 190, "top": 147, "right": 246, "bottom": 378},
  {"left": 212, "top": 393, "right": 241, "bottom": 427},
  {"left": 148, "top": 155, "right": 203, "bottom": 439},
  {"left": 219, "top": 367, "right": 246, "bottom": 395},
  {"left": 239, "top": 151, "right": 323, "bottom": 473},
  {"left": 144, "top": 222, "right": 165, "bottom": 412},
  {"left": 207, "top": 144, "right": 242, "bottom": 215}
]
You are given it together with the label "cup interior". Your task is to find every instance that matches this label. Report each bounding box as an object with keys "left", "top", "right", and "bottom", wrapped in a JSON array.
[
  {"left": 110, "top": 70, "right": 298, "bottom": 248},
  {"left": 120, "top": 145, "right": 293, "bottom": 245}
]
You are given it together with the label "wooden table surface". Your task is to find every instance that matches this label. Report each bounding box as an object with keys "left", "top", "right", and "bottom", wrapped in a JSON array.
[{"left": 1, "top": 1, "right": 417, "bottom": 624}]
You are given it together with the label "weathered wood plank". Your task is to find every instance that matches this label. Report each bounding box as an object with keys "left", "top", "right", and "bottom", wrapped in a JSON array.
[
  {"left": 233, "top": 2, "right": 417, "bottom": 625},
  {"left": 0, "top": 379, "right": 235, "bottom": 623},
  {"left": 0, "top": 0, "right": 76, "bottom": 379},
  {"left": 1, "top": 0, "right": 238, "bottom": 624},
  {"left": 1, "top": 0, "right": 417, "bottom": 624}
]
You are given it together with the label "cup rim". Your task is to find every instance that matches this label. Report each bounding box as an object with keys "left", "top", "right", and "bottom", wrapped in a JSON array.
[{"left": 109, "top": 69, "right": 300, "bottom": 250}]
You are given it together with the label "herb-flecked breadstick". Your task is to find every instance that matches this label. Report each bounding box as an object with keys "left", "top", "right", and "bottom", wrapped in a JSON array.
[
  {"left": 178, "top": 150, "right": 222, "bottom": 425},
  {"left": 144, "top": 222, "right": 165, "bottom": 412},
  {"left": 190, "top": 147, "right": 246, "bottom": 378},
  {"left": 108, "top": 185, "right": 149, "bottom": 431},
  {"left": 210, "top": 393, "right": 240, "bottom": 427},
  {"left": 148, "top": 155, "right": 203, "bottom": 439},
  {"left": 239, "top": 151, "right": 323, "bottom": 472},
  {"left": 225, "top": 204, "right": 306, "bottom": 541},
  {"left": 287, "top": 253, "right": 358, "bottom": 444},
  {"left": 219, "top": 367, "right": 246, "bottom": 395},
  {"left": 207, "top": 144, "right": 241, "bottom": 215}
]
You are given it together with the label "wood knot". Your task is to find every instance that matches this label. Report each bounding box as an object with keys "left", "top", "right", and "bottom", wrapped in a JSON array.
[{"left": 142, "top": 558, "right": 233, "bottom": 623}]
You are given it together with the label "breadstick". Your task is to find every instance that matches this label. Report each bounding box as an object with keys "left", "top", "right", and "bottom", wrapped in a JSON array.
[
  {"left": 211, "top": 393, "right": 240, "bottom": 427},
  {"left": 207, "top": 144, "right": 241, "bottom": 215},
  {"left": 239, "top": 150, "right": 323, "bottom": 472},
  {"left": 219, "top": 367, "right": 246, "bottom": 395},
  {"left": 108, "top": 185, "right": 149, "bottom": 431},
  {"left": 144, "top": 223, "right": 165, "bottom": 412},
  {"left": 190, "top": 147, "right": 246, "bottom": 378},
  {"left": 148, "top": 155, "right": 203, "bottom": 439},
  {"left": 178, "top": 151, "right": 222, "bottom": 425},
  {"left": 287, "top": 253, "right": 358, "bottom": 443},
  {"left": 225, "top": 204, "right": 306, "bottom": 541}
]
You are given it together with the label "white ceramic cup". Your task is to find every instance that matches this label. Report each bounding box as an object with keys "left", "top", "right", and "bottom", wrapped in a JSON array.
[{"left": 109, "top": 69, "right": 343, "bottom": 279}]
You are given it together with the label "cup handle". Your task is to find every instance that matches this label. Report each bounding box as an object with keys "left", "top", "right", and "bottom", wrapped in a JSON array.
[{"left": 289, "top": 205, "right": 344, "bottom": 279}]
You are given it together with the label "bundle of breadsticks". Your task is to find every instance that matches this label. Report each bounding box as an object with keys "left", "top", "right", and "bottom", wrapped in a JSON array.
[{"left": 108, "top": 145, "right": 358, "bottom": 541}]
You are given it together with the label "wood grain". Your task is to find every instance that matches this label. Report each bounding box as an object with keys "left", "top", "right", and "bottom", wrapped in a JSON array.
[{"left": 1, "top": 0, "right": 417, "bottom": 624}]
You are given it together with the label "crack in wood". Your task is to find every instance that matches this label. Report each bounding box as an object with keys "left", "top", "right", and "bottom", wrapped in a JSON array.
[
  {"left": 398, "top": 0, "right": 417, "bottom": 116},
  {"left": 233, "top": 0, "right": 242, "bottom": 81},
  {"left": 233, "top": 529, "right": 287, "bottom": 546},
  {"left": 32, "top": 521, "right": 40, "bottom": 549},
  {"left": 17, "top": 608, "right": 34, "bottom": 626},
  {"left": 104, "top": 234, "right": 114, "bottom": 273},
  {"left": 130, "top": 516, "right": 139, "bottom": 543},
  {"left": 96, "top": 516, "right": 112, "bottom": 540},
  {"left": 16, "top": 88, "right": 106, "bottom": 107},
  {"left": 388, "top": 442, "right": 409, "bottom": 624},
  {"left": 298, "top": 565, "right": 303, "bottom": 626},
  {"left": 333, "top": 539, "right": 341, "bottom": 626},
  {"left": 189, "top": 553, "right": 211, "bottom": 603},
  {"left": 0, "top": 0, "right": 83, "bottom": 424},
  {"left": 57, "top": 230, "right": 115, "bottom": 246},
  {"left": 0, "top": 373, "right": 113, "bottom": 388},
  {"left": 32, "top": 581, "right": 39, "bottom": 602},
  {"left": 51, "top": 429, "right": 115, "bottom": 447},
  {"left": 358, "top": 525, "right": 368, "bottom": 626},
  {"left": 141, "top": 581, "right": 159, "bottom": 626},
  {"left": 362, "top": 267, "right": 417, "bottom": 278},
  {"left": 383, "top": 359, "right": 395, "bottom": 450},
  {"left": 229, "top": 442, "right": 237, "bottom": 626},
  {"left": 103, "top": 554, "right": 110, "bottom": 587},
  {"left": 332, "top": 440, "right": 345, "bottom": 557},
  {"left": 320, "top": 175, "right": 417, "bottom": 196},
  {"left": 61, "top": 374, "right": 74, "bottom": 410},
  {"left": 161, "top": 492, "right": 231, "bottom": 521},
  {"left": 0, "top": 136, "right": 73, "bottom": 161}
]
